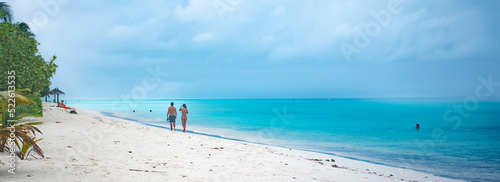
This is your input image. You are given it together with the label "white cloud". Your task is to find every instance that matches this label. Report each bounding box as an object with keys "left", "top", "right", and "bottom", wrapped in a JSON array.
[
  {"left": 174, "top": 0, "right": 217, "bottom": 22},
  {"left": 5, "top": 0, "right": 500, "bottom": 98},
  {"left": 332, "top": 24, "right": 353, "bottom": 37},
  {"left": 377, "top": 7, "right": 489, "bottom": 62},
  {"left": 192, "top": 32, "right": 215, "bottom": 43},
  {"left": 270, "top": 6, "right": 286, "bottom": 17},
  {"left": 108, "top": 25, "right": 137, "bottom": 38}
]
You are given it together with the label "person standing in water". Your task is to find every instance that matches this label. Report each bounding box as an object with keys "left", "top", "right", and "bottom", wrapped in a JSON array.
[
  {"left": 179, "top": 104, "right": 189, "bottom": 133},
  {"left": 167, "top": 102, "right": 177, "bottom": 131}
]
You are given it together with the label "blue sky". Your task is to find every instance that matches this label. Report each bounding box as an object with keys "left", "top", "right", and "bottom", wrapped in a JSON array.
[{"left": 7, "top": 0, "right": 500, "bottom": 99}]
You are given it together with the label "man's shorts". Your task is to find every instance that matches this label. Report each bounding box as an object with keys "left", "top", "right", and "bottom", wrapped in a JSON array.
[{"left": 169, "top": 115, "right": 176, "bottom": 122}]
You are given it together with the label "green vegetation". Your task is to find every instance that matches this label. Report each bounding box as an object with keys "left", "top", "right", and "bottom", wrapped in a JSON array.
[
  {"left": 0, "top": 2, "right": 13, "bottom": 23},
  {"left": 14, "top": 131, "right": 43, "bottom": 160},
  {"left": 0, "top": 91, "right": 44, "bottom": 160},
  {"left": 0, "top": 1, "right": 56, "bottom": 161},
  {"left": 40, "top": 85, "right": 50, "bottom": 102},
  {"left": 0, "top": 22, "right": 57, "bottom": 94},
  {"left": 0, "top": 1, "right": 58, "bottom": 115}
]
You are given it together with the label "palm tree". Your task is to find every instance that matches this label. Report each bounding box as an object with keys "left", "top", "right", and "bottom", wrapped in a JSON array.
[
  {"left": 0, "top": 2, "right": 35, "bottom": 38},
  {"left": 0, "top": 90, "right": 44, "bottom": 159},
  {"left": 0, "top": 2, "right": 43, "bottom": 161},
  {"left": 0, "top": 2, "right": 13, "bottom": 23},
  {"left": 18, "top": 22, "right": 35, "bottom": 38},
  {"left": 0, "top": 124, "right": 44, "bottom": 159}
]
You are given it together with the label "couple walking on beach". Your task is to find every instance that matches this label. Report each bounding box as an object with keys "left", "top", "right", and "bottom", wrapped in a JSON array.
[{"left": 167, "top": 102, "right": 189, "bottom": 132}]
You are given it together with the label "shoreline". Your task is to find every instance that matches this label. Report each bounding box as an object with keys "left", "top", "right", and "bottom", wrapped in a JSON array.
[
  {"left": 103, "top": 111, "right": 464, "bottom": 181},
  {"left": 0, "top": 102, "right": 463, "bottom": 181},
  {"left": 102, "top": 112, "right": 426, "bottom": 174}
]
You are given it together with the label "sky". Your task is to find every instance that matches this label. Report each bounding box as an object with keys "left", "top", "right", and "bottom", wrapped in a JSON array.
[{"left": 5, "top": 0, "right": 500, "bottom": 99}]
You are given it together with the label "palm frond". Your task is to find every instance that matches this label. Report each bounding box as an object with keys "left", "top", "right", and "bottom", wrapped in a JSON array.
[
  {"left": 16, "top": 124, "right": 43, "bottom": 137},
  {"left": 0, "top": 90, "right": 31, "bottom": 104},
  {"left": 0, "top": 127, "right": 44, "bottom": 159},
  {"left": 12, "top": 103, "right": 43, "bottom": 120},
  {"left": 18, "top": 22, "right": 35, "bottom": 38},
  {"left": 0, "top": 2, "right": 13, "bottom": 22},
  {"left": 1, "top": 103, "right": 41, "bottom": 127}
]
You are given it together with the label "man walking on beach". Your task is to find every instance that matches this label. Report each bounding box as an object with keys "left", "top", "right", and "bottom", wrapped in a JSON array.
[{"left": 167, "top": 102, "right": 177, "bottom": 131}]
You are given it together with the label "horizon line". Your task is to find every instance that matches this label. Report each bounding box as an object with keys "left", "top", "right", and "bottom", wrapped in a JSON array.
[{"left": 44, "top": 96, "right": 500, "bottom": 100}]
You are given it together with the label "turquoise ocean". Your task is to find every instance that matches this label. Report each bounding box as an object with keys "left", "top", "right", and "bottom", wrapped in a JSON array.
[{"left": 63, "top": 98, "right": 500, "bottom": 181}]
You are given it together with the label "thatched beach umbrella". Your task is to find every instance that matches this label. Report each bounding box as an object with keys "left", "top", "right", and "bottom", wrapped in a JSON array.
[{"left": 48, "top": 87, "right": 65, "bottom": 103}]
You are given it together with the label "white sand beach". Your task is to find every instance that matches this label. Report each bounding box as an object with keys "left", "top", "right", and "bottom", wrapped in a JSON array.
[{"left": 0, "top": 103, "right": 463, "bottom": 182}]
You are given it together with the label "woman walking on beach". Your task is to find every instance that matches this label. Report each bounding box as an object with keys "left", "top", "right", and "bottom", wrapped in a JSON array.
[{"left": 179, "top": 104, "right": 189, "bottom": 133}]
